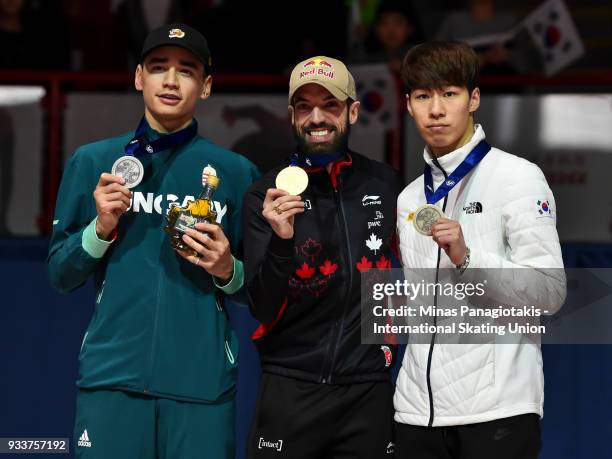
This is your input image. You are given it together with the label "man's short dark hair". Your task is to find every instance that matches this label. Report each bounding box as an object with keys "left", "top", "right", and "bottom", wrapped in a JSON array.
[{"left": 401, "top": 41, "right": 480, "bottom": 95}]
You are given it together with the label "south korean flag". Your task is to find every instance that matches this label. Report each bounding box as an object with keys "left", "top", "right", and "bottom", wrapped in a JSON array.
[{"left": 522, "top": 0, "right": 585, "bottom": 76}]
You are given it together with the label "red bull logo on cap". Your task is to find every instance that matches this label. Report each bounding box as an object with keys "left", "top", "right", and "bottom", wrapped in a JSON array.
[
  {"left": 303, "top": 58, "right": 333, "bottom": 68},
  {"left": 169, "top": 28, "right": 185, "bottom": 38},
  {"left": 300, "top": 58, "right": 335, "bottom": 79}
]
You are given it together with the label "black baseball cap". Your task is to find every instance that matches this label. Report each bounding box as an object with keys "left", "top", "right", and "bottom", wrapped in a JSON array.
[{"left": 140, "top": 23, "right": 212, "bottom": 73}]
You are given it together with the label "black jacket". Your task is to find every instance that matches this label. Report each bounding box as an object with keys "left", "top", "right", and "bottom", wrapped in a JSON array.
[{"left": 243, "top": 152, "right": 404, "bottom": 384}]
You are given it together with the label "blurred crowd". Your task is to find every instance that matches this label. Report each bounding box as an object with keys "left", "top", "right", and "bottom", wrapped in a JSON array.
[{"left": 0, "top": 0, "right": 608, "bottom": 75}]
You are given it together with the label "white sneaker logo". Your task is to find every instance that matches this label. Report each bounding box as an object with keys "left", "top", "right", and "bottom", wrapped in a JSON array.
[
  {"left": 386, "top": 442, "right": 395, "bottom": 454},
  {"left": 78, "top": 429, "right": 92, "bottom": 448}
]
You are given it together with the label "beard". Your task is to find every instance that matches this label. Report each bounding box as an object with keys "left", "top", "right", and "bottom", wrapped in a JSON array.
[{"left": 293, "top": 120, "right": 350, "bottom": 156}]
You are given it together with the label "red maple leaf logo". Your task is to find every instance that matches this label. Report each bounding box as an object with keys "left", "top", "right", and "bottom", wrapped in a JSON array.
[
  {"left": 376, "top": 255, "right": 391, "bottom": 270},
  {"left": 356, "top": 256, "right": 373, "bottom": 272},
  {"left": 300, "top": 238, "right": 322, "bottom": 262},
  {"left": 296, "top": 262, "right": 315, "bottom": 279},
  {"left": 319, "top": 259, "right": 338, "bottom": 277}
]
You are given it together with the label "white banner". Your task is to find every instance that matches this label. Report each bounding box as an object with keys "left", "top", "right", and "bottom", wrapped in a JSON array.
[{"left": 0, "top": 86, "right": 45, "bottom": 236}]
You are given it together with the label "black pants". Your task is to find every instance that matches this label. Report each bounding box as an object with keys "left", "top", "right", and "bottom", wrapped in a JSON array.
[
  {"left": 395, "top": 414, "right": 541, "bottom": 459},
  {"left": 247, "top": 373, "right": 395, "bottom": 459}
]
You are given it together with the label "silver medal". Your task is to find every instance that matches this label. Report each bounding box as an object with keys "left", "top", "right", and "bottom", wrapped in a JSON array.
[
  {"left": 413, "top": 204, "right": 444, "bottom": 236},
  {"left": 111, "top": 156, "right": 144, "bottom": 189}
]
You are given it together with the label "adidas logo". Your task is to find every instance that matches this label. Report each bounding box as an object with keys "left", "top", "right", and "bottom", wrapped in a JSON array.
[
  {"left": 463, "top": 201, "right": 483, "bottom": 214},
  {"left": 78, "top": 429, "right": 92, "bottom": 448}
]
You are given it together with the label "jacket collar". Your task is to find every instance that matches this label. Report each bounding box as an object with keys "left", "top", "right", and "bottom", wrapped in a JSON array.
[
  {"left": 303, "top": 152, "right": 353, "bottom": 190},
  {"left": 423, "top": 124, "right": 486, "bottom": 179}
]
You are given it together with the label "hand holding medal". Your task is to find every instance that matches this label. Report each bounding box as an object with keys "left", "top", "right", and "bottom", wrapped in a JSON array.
[
  {"left": 430, "top": 217, "right": 468, "bottom": 267},
  {"left": 263, "top": 166, "right": 308, "bottom": 240},
  {"left": 265, "top": 151, "right": 343, "bottom": 238},
  {"left": 411, "top": 140, "right": 490, "bottom": 265},
  {"left": 412, "top": 204, "right": 444, "bottom": 236},
  {"left": 93, "top": 173, "right": 132, "bottom": 240},
  {"left": 275, "top": 165, "right": 309, "bottom": 196},
  {"left": 111, "top": 155, "right": 144, "bottom": 189},
  {"left": 410, "top": 205, "right": 468, "bottom": 267}
]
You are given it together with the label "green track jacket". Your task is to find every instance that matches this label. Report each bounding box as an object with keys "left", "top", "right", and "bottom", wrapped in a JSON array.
[{"left": 48, "top": 123, "right": 259, "bottom": 403}]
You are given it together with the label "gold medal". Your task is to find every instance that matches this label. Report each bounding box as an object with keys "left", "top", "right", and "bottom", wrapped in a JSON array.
[
  {"left": 275, "top": 166, "right": 309, "bottom": 195},
  {"left": 413, "top": 204, "right": 444, "bottom": 235}
]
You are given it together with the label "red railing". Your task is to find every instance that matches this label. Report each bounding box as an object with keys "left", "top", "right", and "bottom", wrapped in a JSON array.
[{"left": 1, "top": 69, "right": 610, "bottom": 235}]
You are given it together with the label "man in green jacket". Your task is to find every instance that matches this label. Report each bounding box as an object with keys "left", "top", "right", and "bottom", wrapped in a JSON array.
[{"left": 48, "top": 23, "right": 258, "bottom": 459}]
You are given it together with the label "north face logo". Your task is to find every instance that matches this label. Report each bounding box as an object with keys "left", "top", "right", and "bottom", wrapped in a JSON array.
[
  {"left": 463, "top": 201, "right": 483, "bottom": 214},
  {"left": 78, "top": 429, "right": 92, "bottom": 448}
]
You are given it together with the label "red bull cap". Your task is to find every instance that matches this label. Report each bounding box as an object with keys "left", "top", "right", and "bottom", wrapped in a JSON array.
[{"left": 289, "top": 56, "right": 357, "bottom": 102}]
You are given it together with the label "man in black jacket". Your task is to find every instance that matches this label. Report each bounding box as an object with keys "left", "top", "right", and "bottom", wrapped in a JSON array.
[{"left": 243, "top": 56, "right": 404, "bottom": 458}]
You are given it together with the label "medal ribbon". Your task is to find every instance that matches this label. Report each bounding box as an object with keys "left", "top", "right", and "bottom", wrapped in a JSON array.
[
  {"left": 124, "top": 117, "right": 198, "bottom": 157},
  {"left": 424, "top": 140, "right": 491, "bottom": 204},
  {"left": 290, "top": 151, "right": 344, "bottom": 168}
]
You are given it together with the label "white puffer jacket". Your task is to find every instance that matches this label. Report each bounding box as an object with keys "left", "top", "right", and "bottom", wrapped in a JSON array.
[{"left": 394, "top": 125, "right": 566, "bottom": 427}]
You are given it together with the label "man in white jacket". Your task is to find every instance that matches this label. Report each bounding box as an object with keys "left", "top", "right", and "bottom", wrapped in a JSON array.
[{"left": 394, "top": 41, "right": 566, "bottom": 458}]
